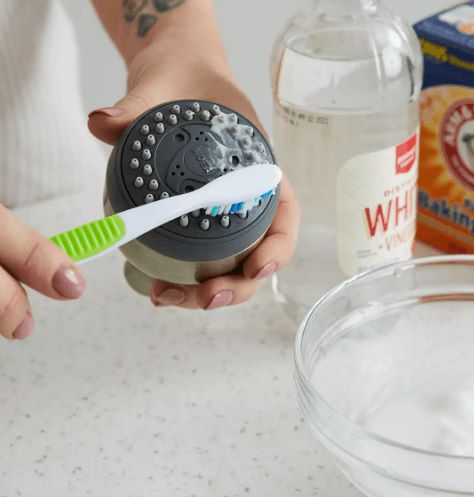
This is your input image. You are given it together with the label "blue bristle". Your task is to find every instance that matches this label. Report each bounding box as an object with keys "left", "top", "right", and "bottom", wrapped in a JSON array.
[
  {"left": 230, "top": 203, "right": 243, "bottom": 213},
  {"left": 211, "top": 206, "right": 219, "bottom": 216},
  {"left": 261, "top": 189, "right": 274, "bottom": 199}
]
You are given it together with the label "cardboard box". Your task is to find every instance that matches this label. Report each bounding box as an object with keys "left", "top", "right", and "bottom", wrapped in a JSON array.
[{"left": 414, "top": 2, "right": 474, "bottom": 253}]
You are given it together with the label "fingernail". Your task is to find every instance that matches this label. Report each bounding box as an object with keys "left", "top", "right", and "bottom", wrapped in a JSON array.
[
  {"left": 253, "top": 262, "right": 277, "bottom": 281},
  {"left": 153, "top": 287, "right": 186, "bottom": 306},
  {"left": 88, "top": 107, "right": 123, "bottom": 118},
  {"left": 52, "top": 265, "right": 86, "bottom": 299},
  {"left": 13, "top": 312, "right": 35, "bottom": 340},
  {"left": 206, "top": 290, "right": 233, "bottom": 310}
]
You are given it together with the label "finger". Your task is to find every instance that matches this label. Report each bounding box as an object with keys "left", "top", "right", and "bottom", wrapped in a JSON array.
[
  {"left": 0, "top": 265, "right": 33, "bottom": 340},
  {"left": 243, "top": 176, "right": 301, "bottom": 280},
  {"left": 88, "top": 89, "right": 157, "bottom": 145},
  {"left": 150, "top": 280, "right": 199, "bottom": 309},
  {"left": 151, "top": 273, "right": 263, "bottom": 310},
  {"left": 0, "top": 205, "right": 86, "bottom": 300},
  {"left": 87, "top": 81, "right": 265, "bottom": 146}
]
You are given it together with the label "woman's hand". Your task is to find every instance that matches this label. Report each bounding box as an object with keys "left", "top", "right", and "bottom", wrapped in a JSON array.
[
  {"left": 88, "top": 0, "right": 300, "bottom": 310},
  {"left": 88, "top": 63, "right": 300, "bottom": 310},
  {"left": 0, "top": 206, "right": 86, "bottom": 340}
]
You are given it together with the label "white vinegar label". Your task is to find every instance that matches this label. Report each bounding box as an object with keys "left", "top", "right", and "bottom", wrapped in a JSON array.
[{"left": 337, "top": 131, "right": 419, "bottom": 276}]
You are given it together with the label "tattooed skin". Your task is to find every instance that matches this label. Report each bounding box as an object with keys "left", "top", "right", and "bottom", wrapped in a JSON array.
[
  {"left": 153, "top": 0, "right": 186, "bottom": 11},
  {"left": 123, "top": 0, "right": 186, "bottom": 38},
  {"left": 137, "top": 13, "right": 157, "bottom": 36},
  {"left": 123, "top": 0, "right": 147, "bottom": 21}
]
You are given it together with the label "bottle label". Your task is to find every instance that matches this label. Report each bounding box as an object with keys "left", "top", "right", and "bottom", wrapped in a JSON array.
[{"left": 336, "top": 130, "right": 419, "bottom": 276}]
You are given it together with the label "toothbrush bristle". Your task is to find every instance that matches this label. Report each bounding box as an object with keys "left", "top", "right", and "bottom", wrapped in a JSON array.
[
  {"left": 206, "top": 189, "right": 276, "bottom": 217},
  {"left": 230, "top": 202, "right": 244, "bottom": 214}
]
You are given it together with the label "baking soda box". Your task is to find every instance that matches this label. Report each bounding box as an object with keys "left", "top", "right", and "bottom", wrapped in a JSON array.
[{"left": 414, "top": 2, "right": 474, "bottom": 253}]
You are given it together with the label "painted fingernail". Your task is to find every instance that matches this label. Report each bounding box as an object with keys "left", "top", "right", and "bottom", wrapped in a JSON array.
[
  {"left": 13, "top": 312, "right": 35, "bottom": 340},
  {"left": 206, "top": 290, "right": 233, "bottom": 310},
  {"left": 52, "top": 265, "right": 86, "bottom": 299},
  {"left": 254, "top": 262, "right": 277, "bottom": 281},
  {"left": 88, "top": 107, "right": 123, "bottom": 118},
  {"left": 153, "top": 288, "right": 186, "bottom": 306}
]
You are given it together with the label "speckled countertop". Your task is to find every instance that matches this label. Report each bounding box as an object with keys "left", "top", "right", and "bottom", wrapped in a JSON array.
[{"left": 2, "top": 185, "right": 437, "bottom": 497}]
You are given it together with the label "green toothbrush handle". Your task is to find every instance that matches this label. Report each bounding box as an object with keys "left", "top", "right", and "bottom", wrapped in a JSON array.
[{"left": 50, "top": 215, "right": 126, "bottom": 263}]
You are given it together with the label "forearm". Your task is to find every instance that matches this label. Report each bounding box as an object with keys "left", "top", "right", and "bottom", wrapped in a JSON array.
[{"left": 92, "top": 0, "right": 230, "bottom": 73}]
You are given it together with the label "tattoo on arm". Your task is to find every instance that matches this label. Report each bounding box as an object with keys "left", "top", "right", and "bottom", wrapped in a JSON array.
[
  {"left": 137, "top": 13, "right": 157, "bottom": 37},
  {"left": 123, "top": 0, "right": 186, "bottom": 38}
]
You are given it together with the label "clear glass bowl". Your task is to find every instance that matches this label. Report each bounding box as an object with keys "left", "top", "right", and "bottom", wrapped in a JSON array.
[{"left": 295, "top": 256, "right": 474, "bottom": 497}]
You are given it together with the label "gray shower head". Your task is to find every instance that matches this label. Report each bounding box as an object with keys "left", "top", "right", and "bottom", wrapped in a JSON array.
[{"left": 104, "top": 99, "right": 280, "bottom": 290}]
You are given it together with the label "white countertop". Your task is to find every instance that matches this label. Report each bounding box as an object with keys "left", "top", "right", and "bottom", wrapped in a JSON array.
[{"left": 1, "top": 187, "right": 437, "bottom": 497}]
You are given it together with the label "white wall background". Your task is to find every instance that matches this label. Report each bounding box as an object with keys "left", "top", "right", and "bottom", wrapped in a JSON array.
[{"left": 61, "top": 0, "right": 455, "bottom": 131}]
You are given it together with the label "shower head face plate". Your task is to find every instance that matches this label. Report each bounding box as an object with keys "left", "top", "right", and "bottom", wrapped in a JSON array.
[{"left": 106, "top": 100, "right": 280, "bottom": 262}]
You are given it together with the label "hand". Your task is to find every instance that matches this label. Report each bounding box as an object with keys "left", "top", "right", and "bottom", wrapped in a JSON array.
[
  {"left": 88, "top": 55, "right": 300, "bottom": 310},
  {"left": 0, "top": 206, "right": 86, "bottom": 340}
]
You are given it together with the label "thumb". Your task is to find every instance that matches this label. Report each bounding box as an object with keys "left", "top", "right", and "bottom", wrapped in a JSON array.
[{"left": 88, "top": 92, "right": 154, "bottom": 145}]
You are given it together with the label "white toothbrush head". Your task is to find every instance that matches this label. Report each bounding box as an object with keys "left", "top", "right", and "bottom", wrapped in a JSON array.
[{"left": 202, "top": 164, "right": 282, "bottom": 217}]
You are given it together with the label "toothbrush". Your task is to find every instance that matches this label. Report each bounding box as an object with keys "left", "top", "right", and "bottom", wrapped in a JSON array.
[{"left": 50, "top": 164, "right": 282, "bottom": 264}]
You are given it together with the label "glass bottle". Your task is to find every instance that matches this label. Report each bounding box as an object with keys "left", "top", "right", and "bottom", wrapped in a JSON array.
[{"left": 270, "top": 0, "right": 423, "bottom": 323}]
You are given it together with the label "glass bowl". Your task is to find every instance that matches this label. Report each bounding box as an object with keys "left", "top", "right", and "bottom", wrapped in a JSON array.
[{"left": 295, "top": 256, "right": 474, "bottom": 497}]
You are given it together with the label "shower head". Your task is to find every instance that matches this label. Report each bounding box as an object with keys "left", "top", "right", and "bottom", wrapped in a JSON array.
[{"left": 104, "top": 99, "right": 280, "bottom": 291}]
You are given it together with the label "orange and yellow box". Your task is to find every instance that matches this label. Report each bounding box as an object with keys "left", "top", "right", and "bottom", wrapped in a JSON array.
[{"left": 415, "top": 3, "right": 474, "bottom": 253}]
